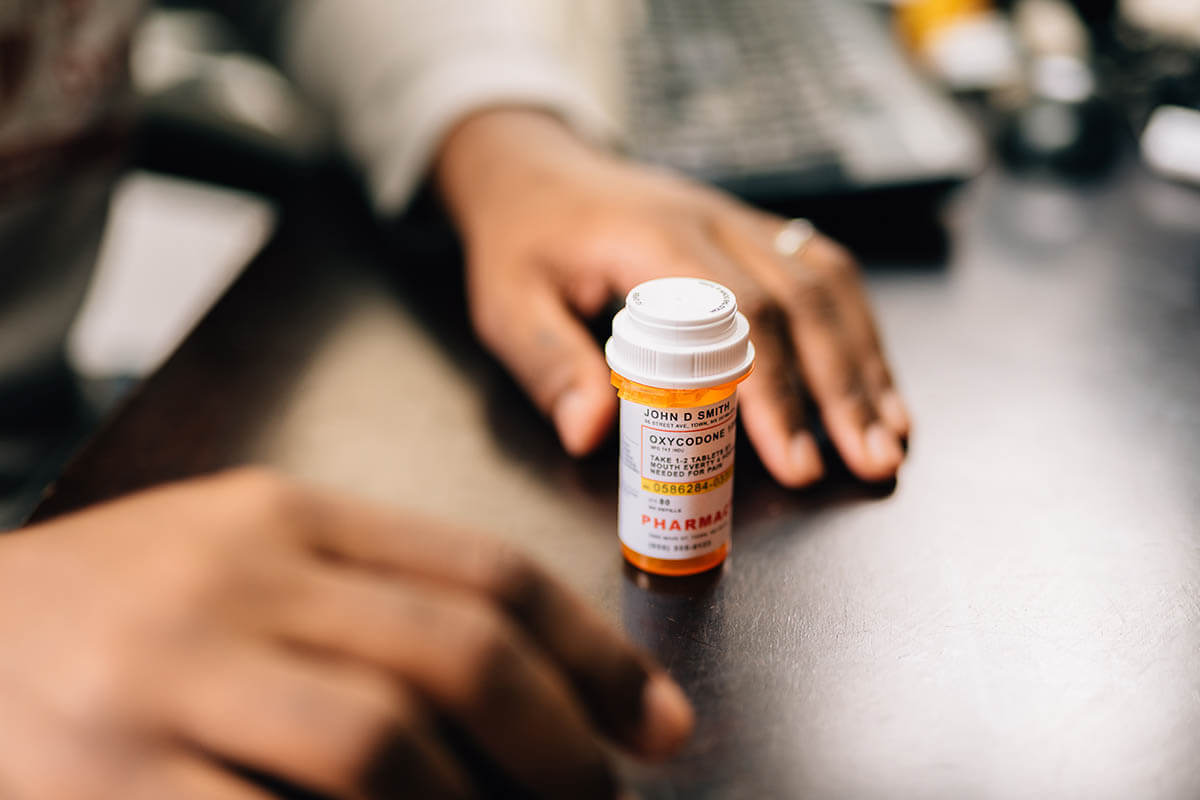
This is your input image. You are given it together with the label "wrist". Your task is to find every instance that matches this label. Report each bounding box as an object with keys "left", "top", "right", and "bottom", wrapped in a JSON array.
[{"left": 434, "top": 107, "right": 599, "bottom": 234}]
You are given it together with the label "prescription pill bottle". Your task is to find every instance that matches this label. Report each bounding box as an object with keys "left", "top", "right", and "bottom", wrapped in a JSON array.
[{"left": 605, "top": 278, "right": 755, "bottom": 576}]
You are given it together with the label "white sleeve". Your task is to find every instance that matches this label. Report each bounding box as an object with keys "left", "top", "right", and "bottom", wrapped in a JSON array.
[{"left": 280, "top": 0, "right": 619, "bottom": 214}]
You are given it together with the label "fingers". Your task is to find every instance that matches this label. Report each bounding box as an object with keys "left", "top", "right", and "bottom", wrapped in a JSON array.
[
  {"left": 468, "top": 267, "right": 615, "bottom": 456},
  {"left": 294, "top": 492, "right": 693, "bottom": 760},
  {"left": 165, "top": 643, "right": 473, "bottom": 800},
  {"left": 129, "top": 753, "right": 277, "bottom": 800},
  {"left": 736, "top": 310, "right": 825, "bottom": 487},
  {"left": 717, "top": 215, "right": 907, "bottom": 482},
  {"left": 275, "top": 564, "right": 620, "bottom": 799},
  {"left": 782, "top": 251, "right": 904, "bottom": 480},
  {"left": 809, "top": 239, "right": 911, "bottom": 439}
]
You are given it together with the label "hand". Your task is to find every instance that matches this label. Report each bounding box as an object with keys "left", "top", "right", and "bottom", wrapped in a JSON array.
[
  {"left": 436, "top": 109, "right": 910, "bottom": 486},
  {"left": 0, "top": 469, "right": 692, "bottom": 799}
]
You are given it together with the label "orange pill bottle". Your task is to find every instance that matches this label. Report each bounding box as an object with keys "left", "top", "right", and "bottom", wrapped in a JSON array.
[{"left": 605, "top": 278, "right": 755, "bottom": 576}]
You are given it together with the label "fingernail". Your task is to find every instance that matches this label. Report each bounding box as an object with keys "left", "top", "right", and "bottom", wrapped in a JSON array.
[
  {"left": 632, "top": 673, "right": 694, "bottom": 759},
  {"left": 553, "top": 389, "right": 590, "bottom": 456},
  {"left": 865, "top": 423, "right": 903, "bottom": 470},
  {"left": 879, "top": 390, "right": 911, "bottom": 435},
  {"left": 789, "top": 433, "right": 824, "bottom": 486}
]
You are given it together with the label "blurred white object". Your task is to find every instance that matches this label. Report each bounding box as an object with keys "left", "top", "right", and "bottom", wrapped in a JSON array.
[
  {"left": 1031, "top": 55, "right": 1095, "bottom": 104},
  {"left": 1014, "top": 0, "right": 1090, "bottom": 59},
  {"left": 1121, "top": 0, "right": 1200, "bottom": 46},
  {"left": 1140, "top": 105, "right": 1200, "bottom": 186},
  {"left": 68, "top": 171, "right": 276, "bottom": 378},
  {"left": 921, "top": 11, "right": 1022, "bottom": 92}
]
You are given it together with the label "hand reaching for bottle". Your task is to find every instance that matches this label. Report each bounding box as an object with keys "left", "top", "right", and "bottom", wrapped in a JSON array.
[{"left": 437, "top": 109, "right": 910, "bottom": 486}]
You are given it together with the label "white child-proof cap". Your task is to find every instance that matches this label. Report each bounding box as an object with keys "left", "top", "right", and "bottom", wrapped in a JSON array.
[{"left": 605, "top": 277, "right": 755, "bottom": 389}]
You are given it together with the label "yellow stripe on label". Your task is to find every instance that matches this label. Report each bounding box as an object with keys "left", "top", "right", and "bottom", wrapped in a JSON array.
[{"left": 641, "top": 466, "right": 733, "bottom": 496}]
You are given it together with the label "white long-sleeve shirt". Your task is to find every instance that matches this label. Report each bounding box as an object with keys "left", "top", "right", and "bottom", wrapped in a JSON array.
[
  {"left": 0, "top": 0, "right": 616, "bottom": 406},
  {"left": 282, "top": 0, "right": 617, "bottom": 212}
]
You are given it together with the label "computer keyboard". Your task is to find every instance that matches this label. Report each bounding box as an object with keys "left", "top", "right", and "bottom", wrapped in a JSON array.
[{"left": 622, "top": 0, "right": 985, "bottom": 201}]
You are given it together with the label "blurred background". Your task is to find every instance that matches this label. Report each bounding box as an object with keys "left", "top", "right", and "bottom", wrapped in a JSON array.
[{"left": 6, "top": 0, "right": 1200, "bottom": 522}]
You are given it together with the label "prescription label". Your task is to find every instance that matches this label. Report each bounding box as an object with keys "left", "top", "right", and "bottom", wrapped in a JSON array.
[{"left": 617, "top": 393, "right": 737, "bottom": 560}]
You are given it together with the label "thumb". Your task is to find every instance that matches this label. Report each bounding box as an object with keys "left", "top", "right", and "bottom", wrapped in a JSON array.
[{"left": 472, "top": 276, "right": 615, "bottom": 456}]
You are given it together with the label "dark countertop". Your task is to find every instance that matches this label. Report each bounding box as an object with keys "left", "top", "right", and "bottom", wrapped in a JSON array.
[{"left": 34, "top": 160, "right": 1200, "bottom": 799}]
